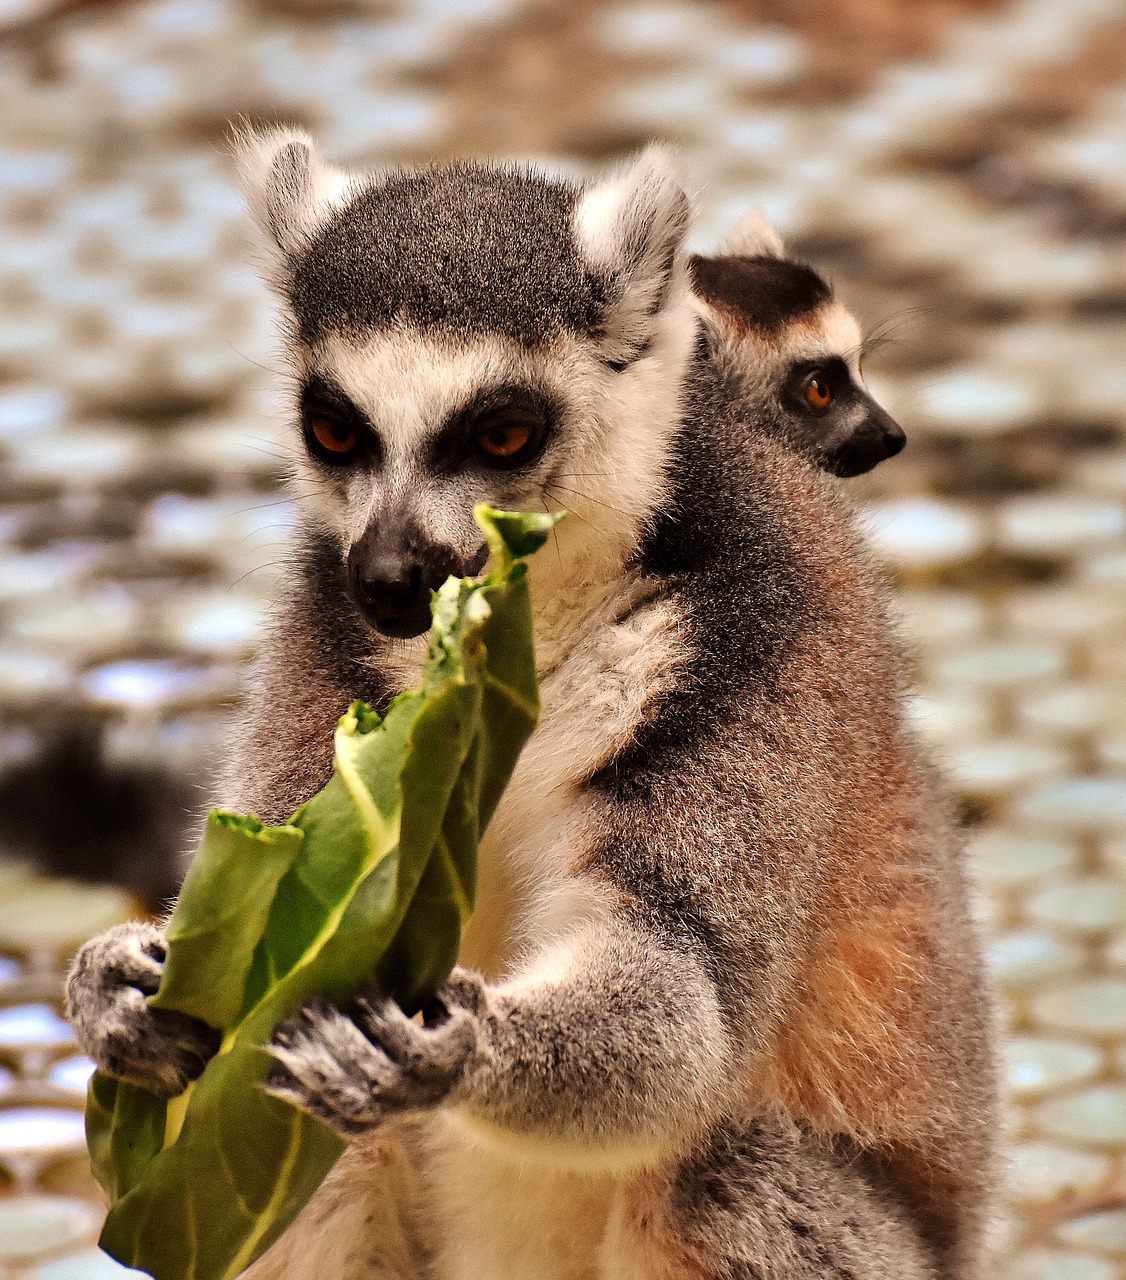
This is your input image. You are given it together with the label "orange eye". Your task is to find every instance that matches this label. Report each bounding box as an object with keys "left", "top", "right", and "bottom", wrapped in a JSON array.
[
  {"left": 805, "top": 377, "right": 832, "bottom": 411},
  {"left": 311, "top": 416, "right": 357, "bottom": 456},
  {"left": 475, "top": 421, "right": 533, "bottom": 460}
]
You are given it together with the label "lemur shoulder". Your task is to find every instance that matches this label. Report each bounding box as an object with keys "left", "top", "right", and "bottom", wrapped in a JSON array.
[{"left": 67, "top": 134, "right": 996, "bottom": 1280}]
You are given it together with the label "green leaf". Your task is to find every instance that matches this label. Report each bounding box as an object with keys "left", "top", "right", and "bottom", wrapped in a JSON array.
[
  {"left": 476, "top": 503, "right": 561, "bottom": 568},
  {"left": 87, "top": 1075, "right": 168, "bottom": 1203},
  {"left": 150, "top": 815, "right": 304, "bottom": 1027},
  {"left": 88, "top": 507, "right": 552, "bottom": 1280}
]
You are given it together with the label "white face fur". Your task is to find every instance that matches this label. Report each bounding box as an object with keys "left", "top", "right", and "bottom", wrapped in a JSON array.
[{"left": 237, "top": 128, "right": 699, "bottom": 644}]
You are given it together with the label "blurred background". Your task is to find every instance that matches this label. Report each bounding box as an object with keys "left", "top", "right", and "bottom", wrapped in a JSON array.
[{"left": 0, "top": 0, "right": 1124, "bottom": 1275}]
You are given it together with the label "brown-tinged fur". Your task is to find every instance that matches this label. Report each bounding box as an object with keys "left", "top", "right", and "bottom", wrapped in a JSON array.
[{"left": 579, "top": 367, "right": 995, "bottom": 1275}]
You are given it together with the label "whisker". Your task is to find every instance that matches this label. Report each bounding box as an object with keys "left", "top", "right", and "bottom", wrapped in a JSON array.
[
  {"left": 539, "top": 495, "right": 564, "bottom": 574},
  {"left": 545, "top": 484, "right": 630, "bottom": 518},
  {"left": 224, "top": 342, "right": 288, "bottom": 377},
  {"left": 542, "top": 489, "right": 610, "bottom": 536},
  {"left": 227, "top": 560, "right": 292, "bottom": 591}
]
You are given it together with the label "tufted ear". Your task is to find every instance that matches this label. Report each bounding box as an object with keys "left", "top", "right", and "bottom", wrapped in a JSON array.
[
  {"left": 722, "top": 208, "right": 784, "bottom": 259},
  {"left": 232, "top": 126, "right": 357, "bottom": 282},
  {"left": 574, "top": 146, "right": 692, "bottom": 368}
]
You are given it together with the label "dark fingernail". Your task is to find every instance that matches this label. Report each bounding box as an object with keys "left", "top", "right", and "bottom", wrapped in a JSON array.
[
  {"left": 265, "top": 1063, "right": 294, "bottom": 1091},
  {"left": 421, "top": 997, "right": 450, "bottom": 1029}
]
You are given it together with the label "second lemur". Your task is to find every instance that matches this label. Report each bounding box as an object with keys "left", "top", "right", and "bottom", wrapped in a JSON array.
[
  {"left": 689, "top": 209, "right": 906, "bottom": 478},
  {"left": 68, "top": 136, "right": 996, "bottom": 1280}
]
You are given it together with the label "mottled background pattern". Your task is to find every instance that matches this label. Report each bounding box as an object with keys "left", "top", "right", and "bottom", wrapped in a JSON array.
[{"left": 0, "top": 0, "right": 1124, "bottom": 1276}]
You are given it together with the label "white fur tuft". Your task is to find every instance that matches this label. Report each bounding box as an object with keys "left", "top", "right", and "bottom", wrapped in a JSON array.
[
  {"left": 573, "top": 146, "right": 692, "bottom": 367},
  {"left": 231, "top": 125, "right": 359, "bottom": 287},
  {"left": 722, "top": 207, "right": 785, "bottom": 259}
]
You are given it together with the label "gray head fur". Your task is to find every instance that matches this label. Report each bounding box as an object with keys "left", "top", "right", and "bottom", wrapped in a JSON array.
[{"left": 235, "top": 128, "right": 697, "bottom": 641}]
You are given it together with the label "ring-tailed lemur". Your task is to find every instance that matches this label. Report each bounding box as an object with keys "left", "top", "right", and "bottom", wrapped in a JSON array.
[
  {"left": 67, "top": 134, "right": 995, "bottom": 1280},
  {"left": 690, "top": 210, "right": 906, "bottom": 478}
]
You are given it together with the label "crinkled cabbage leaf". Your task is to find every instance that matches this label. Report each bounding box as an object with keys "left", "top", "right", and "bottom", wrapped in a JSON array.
[{"left": 85, "top": 506, "right": 555, "bottom": 1280}]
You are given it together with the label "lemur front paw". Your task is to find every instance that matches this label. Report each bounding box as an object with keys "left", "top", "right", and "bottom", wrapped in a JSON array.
[
  {"left": 65, "top": 921, "right": 221, "bottom": 1097},
  {"left": 265, "top": 969, "right": 488, "bottom": 1137}
]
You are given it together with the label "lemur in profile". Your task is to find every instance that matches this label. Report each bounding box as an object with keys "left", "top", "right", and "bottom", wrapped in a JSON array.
[
  {"left": 688, "top": 209, "right": 906, "bottom": 479},
  {"left": 68, "top": 134, "right": 995, "bottom": 1280}
]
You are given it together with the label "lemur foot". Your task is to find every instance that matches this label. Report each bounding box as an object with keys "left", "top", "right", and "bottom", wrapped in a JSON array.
[
  {"left": 65, "top": 920, "right": 221, "bottom": 1097},
  {"left": 266, "top": 969, "right": 488, "bottom": 1137}
]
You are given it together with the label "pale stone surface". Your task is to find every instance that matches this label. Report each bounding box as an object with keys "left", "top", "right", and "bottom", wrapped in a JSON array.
[
  {"left": 968, "top": 833, "right": 1079, "bottom": 888},
  {"left": 933, "top": 643, "right": 1066, "bottom": 690},
  {"left": 913, "top": 368, "right": 1039, "bottom": 436},
  {"left": 948, "top": 739, "right": 1071, "bottom": 794},
  {"left": 1016, "top": 780, "right": 1126, "bottom": 832},
  {"left": 891, "top": 590, "right": 986, "bottom": 647},
  {"left": 0, "top": 0, "right": 1125, "bottom": 1274},
  {"left": 1004, "top": 1038, "right": 1102, "bottom": 1099},
  {"left": 0, "top": 1198, "right": 98, "bottom": 1264},
  {"left": 1018, "top": 683, "right": 1126, "bottom": 736},
  {"left": 986, "top": 933, "right": 1086, "bottom": 990},
  {"left": 1032, "top": 979, "right": 1126, "bottom": 1035},
  {"left": 1001, "top": 1252, "right": 1115, "bottom": 1280},
  {"left": 1055, "top": 1211, "right": 1126, "bottom": 1255},
  {"left": 34, "top": 1253, "right": 149, "bottom": 1278},
  {"left": 1027, "top": 878, "right": 1126, "bottom": 935},
  {"left": 1037, "top": 1086, "right": 1126, "bottom": 1147},
  {"left": 906, "top": 687, "right": 994, "bottom": 745},
  {"left": 1006, "top": 1141, "right": 1111, "bottom": 1202},
  {"left": 997, "top": 498, "right": 1126, "bottom": 558},
  {"left": 861, "top": 498, "right": 985, "bottom": 568}
]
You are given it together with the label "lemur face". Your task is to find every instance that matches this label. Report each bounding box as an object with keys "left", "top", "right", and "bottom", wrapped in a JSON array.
[
  {"left": 689, "top": 216, "right": 905, "bottom": 478},
  {"left": 236, "top": 131, "right": 696, "bottom": 639}
]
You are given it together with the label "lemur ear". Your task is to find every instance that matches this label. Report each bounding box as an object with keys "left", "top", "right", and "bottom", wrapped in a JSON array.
[
  {"left": 574, "top": 146, "right": 691, "bottom": 367},
  {"left": 722, "top": 208, "right": 785, "bottom": 259},
  {"left": 232, "top": 126, "right": 356, "bottom": 276}
]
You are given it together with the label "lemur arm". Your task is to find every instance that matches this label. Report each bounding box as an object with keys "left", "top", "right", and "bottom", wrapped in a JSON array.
[
  {"left": 64, "top": 548, "right": 387, "bottom": 1092},
  {"left": 267, "top": 910, "right": 732, "bottom": 1155}
]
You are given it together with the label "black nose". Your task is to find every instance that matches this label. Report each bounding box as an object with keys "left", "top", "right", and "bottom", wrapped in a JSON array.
[
  {"left": 883, "top": 422, "right": 907, "bottom": 458},
  {"left": 349, "top": 555, "right": 429, "bottom": 639},
  {"left": 347, "top": 532, "right": 479, "bottom": 640}
]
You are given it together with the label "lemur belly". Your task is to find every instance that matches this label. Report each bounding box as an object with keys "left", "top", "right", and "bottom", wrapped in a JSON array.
[
  {"left": 421, "top": 1114, "right": 626, "bottom": 1280},
  {"left": 458, "top": 580, "right": 686, "bottom": 979}
]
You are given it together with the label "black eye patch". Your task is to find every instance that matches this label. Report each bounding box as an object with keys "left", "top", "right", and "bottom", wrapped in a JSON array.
[
  {"left": 429, "top": 385, "right": 555, "bottom": 473},
  {"left": 299, "top": 377, "right": 379, "bottom": 468},
  {"left": 783, "top": 357, "right": 853, "bottom": 415}
]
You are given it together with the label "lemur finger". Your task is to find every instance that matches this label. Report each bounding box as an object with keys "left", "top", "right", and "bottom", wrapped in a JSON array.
[
  {"left": 264, "top": 1059, "right": 383, "bottom": 1141},
  {"left": 350, "top": 993, "right": 424, "bottom": 1061},
  {"left": 267, "top": 1002, "right": 401, "bottom": 1135},
  {"left": 68, "top": 921, "right": 167, "bottom": 1002},
  {"left": 264, "top": 1060, "right": 376, "bottom": 1138},
  {"left": 66, "top": 922, "right": 220, "bottom": 1094},
  {"left": 270, "top": 1001, "right": 399, "bottom": 1092},
  {"left": 422, "top": 1007, "right": 480, "bottom": 1075},
  {"left": 352, "top": 992, "right": 478, "bottom": 1084},
  {"left": 433, "top": 967, "right": 489, "bottom": 1020},
  {"left": 96, "top": 1009, "right": 220, "bottom": 1097}
]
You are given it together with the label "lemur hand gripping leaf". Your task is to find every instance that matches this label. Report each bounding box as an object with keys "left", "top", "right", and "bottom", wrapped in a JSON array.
[{"left": 86, "top": 507, "right": 556, "bottom": 1280}]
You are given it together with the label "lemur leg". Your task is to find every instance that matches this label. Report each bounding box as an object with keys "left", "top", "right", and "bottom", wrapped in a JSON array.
[{"left": 601, "top": 1117, "right": 937, "bottom": 1280}]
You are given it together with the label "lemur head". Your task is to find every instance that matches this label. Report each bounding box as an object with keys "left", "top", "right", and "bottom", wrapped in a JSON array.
[
  {"left": 689, "top": 211, "right": 905, "bottom": 478},
  {"left": 236, "top": 128, "right": 696, "bottom": 639}
]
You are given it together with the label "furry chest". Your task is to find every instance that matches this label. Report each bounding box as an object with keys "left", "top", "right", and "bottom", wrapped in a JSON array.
[
  {"left": 457, "top": 591, "right": 686, "bottom": 980},
  {"left": 422, "top": 1113, "right": 626, "bottom": 1280}
]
